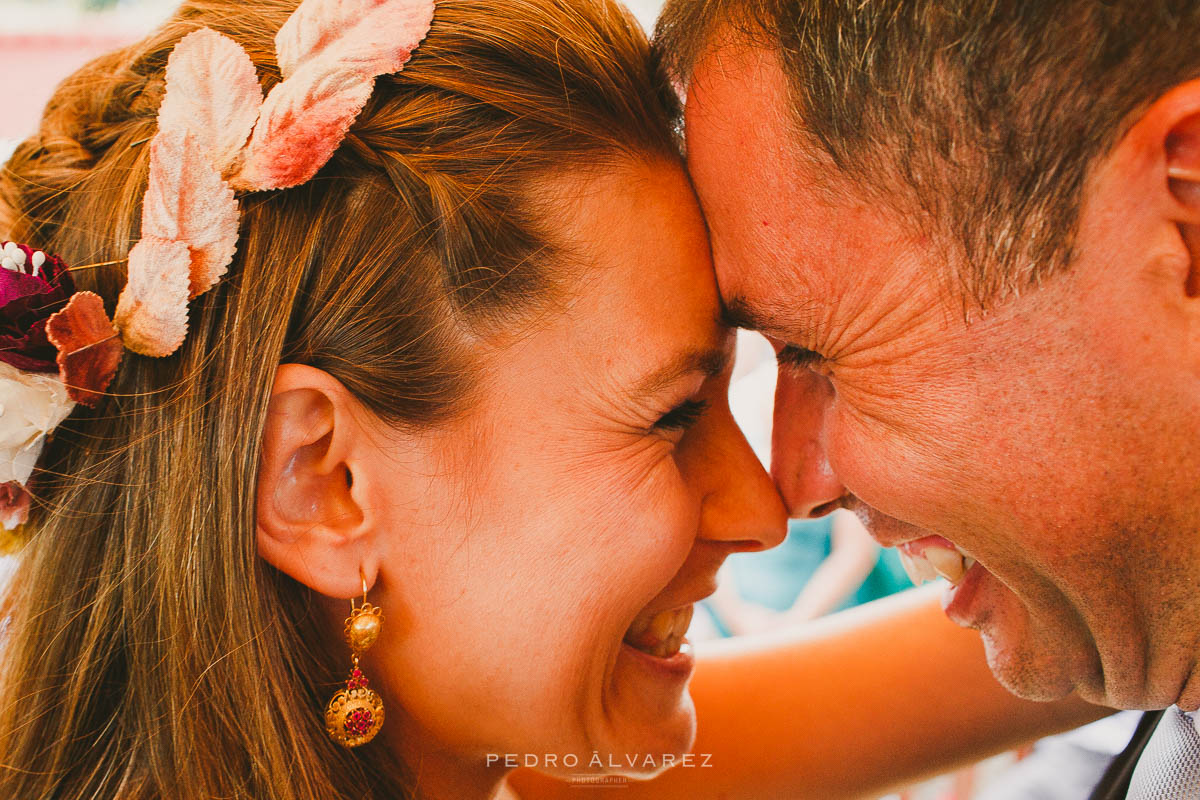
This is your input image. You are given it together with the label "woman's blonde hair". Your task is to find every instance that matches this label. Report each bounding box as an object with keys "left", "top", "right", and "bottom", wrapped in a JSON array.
[{"left": 0, "top": 1, "right": 678, "bottom": 797}]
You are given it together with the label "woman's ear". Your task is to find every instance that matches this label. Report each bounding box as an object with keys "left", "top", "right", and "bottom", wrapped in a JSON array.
[{"left": 256, "top": 363, "right": 379, "bottom": 600}]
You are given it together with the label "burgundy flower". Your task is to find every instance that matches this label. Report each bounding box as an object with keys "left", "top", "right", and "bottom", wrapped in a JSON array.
[
  {"left": 0, "top": 241, "right": 77, "bottom": 373},
  {"left": 0, "top": 481, "right": 30, "bottom": 530}
]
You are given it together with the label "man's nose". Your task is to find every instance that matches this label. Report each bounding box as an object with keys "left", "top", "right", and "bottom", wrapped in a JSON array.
[{"left": 770, "top": 369, "right": 847, "bottom": 518}]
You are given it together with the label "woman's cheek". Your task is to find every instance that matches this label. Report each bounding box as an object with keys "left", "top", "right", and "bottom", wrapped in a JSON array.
[{"left": 604, "top": 452, "right": 700, "bottom": 574}]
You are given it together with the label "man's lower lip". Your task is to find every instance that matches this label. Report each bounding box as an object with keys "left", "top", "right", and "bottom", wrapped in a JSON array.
[
  {"left": 619, "top": 639, "right": 696, "bottom": 680},
  {"left": 941, "top": 561, "right": 988, "bottom": 626}
]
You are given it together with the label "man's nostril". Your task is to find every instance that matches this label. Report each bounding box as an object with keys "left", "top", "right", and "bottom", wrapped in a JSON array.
[{"left": 807, "top": 500, "right": 841, "bottom": 518}]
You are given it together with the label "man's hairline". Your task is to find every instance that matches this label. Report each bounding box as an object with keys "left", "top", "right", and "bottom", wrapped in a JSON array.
[{"left": 672, "top": 6, "right": 1136, "bottom": 319}]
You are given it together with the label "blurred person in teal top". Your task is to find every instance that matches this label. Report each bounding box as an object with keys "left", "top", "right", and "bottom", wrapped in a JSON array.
[{"left": 698, "top": 511, "right": 914, "bottom": 638}]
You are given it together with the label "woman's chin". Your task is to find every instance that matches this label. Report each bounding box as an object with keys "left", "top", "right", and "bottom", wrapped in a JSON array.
[
  {"left": 622, "top": 697, "right": 697, "bottom": 768},
  {"left": 611, "top": 636, "right": 697, "bottom": 710},
  {"left": 590, "top": 650, "right": 699, "bottom": 776},
  {"left": 543, "top": 703, "right": 696, "bottom": 782},
  {"left": 610, "top": 711, "right": 697, "bottom": 779}
]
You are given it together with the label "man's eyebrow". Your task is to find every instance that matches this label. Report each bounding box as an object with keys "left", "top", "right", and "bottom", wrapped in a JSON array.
[
  {"left": 720, "top": 294, "right": 800, "bottom": 336},
  {"left": 719, "top": 295, "right": 767, "bottom": 331},
  {"left": 720, "top": 295, "right": 823, "bottom": 342},
  {"left": 631, "top": 347, "right": 732, "bottom": 401}
]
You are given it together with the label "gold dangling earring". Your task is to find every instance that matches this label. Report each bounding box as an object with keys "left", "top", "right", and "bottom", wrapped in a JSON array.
[{"left": 325, "top": 568, "right": 385, "bottom": 747}]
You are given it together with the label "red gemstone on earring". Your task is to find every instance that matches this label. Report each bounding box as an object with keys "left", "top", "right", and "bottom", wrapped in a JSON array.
[
  {"left": 344, "top": 708, "right": 374, "bottom": 737},
  {"left": 346, "top": 668, "right": 370, "bottom": 690}
]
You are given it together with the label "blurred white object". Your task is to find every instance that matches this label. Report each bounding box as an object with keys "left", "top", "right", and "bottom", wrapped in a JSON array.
[
  {"left": 729, "top": 330, "right": 777, "bottom": 468},
  {"left": 621, "top": 0, "right": 664, "bottom": 30}
]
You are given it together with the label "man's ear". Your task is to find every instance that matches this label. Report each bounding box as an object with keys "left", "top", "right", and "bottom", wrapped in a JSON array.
[
  {"left": 1131, "top": 78, "right": 1200, "bottom": 297},
  {"left": 1166, "top": 106, "right": 1200, "bottom": 297},
  {"left": 256, "top": 363, "right": 378, "bottom": 600}
]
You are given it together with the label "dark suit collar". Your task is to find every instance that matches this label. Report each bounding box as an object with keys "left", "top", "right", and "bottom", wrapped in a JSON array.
[{"left": 1088, "top": 709, "right": 1168, "bottom": 800}]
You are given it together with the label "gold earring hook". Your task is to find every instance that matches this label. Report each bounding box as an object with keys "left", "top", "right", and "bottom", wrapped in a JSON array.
[{"left": 353, "top": 566, "right": 369, "bottom": 613}]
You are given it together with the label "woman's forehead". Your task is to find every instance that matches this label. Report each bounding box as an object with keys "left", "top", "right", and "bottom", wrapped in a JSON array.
[
  {"left": 543, "top": 160, "right": 727, "bottom": 370},
  {"left": 469, "top": 159, "right": 730, "bottom": 408}
]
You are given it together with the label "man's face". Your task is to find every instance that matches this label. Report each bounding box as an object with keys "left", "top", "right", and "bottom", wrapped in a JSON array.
[{"left": 684, "top": 41, "right": 1200, "bottom": 709}]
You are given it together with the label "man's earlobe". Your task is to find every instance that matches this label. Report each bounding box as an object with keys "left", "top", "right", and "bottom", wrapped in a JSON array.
[{"left": 256, "top": 363, "right": 375, "bottom": 599}]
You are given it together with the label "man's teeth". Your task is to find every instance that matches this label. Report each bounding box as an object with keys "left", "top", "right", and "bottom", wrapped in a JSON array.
[
  {"left": 624, "top": 605, "right": 694, "bottom": 658},
  {"left": 899, "top": 544, "right": 977, "bottom": 586}
]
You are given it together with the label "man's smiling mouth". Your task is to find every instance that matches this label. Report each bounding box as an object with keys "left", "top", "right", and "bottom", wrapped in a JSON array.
[{"left": 898, "top": 536, "right": 978, "bottom": 585}]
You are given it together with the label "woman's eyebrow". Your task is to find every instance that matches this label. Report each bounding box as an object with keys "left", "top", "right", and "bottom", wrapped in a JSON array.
[{"left": 629, "top": 347, "right": 731, "bottom": 402}]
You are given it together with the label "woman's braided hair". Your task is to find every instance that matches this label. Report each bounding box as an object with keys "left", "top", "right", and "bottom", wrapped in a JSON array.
[{"left": 0, "top": 1, "right": 679, "bottom": 798}]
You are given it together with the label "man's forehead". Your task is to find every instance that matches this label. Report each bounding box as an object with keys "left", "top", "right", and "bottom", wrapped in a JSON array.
[
  {"left": 684, "top": 36, "right": 793, "bottom": 145},
  {"left": 679, "top": 35, "right": 988, "bottom": 380},
  {"left": 681, "top": 32, "right": 950, "bottom": 355},
  {"left": 684, "top": 45, "right": 812, "bottom": 291}
]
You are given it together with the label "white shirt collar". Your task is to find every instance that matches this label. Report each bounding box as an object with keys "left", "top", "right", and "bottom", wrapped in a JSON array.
[{"left": 1173, "top": 705, "right": 1200, "bottom": 737}]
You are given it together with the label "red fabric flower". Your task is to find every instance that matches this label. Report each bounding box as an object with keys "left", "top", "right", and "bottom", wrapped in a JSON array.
[
  {"left": 0, "top": 480, "right": 31, "bottom": 531},
  {"left": 0, "top": 242, "right": 77, "bottom": 373}
]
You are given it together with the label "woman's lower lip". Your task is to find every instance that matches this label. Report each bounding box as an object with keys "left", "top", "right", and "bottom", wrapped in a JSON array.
[
  {"left": 941, "top": 560, "right": 988, "bottom": 626},
  {"left": 619, "top": 639, "right": 696, "bottom": 681}
]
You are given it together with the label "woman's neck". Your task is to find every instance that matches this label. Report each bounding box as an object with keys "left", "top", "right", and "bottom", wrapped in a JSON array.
[
  {"left": 410, "top": 754, "right": 515, "bottom": 800},
  {"left": 384, "top": 725, "right": 513, "bottom": 800},
  {"left": 492, "top": 778, "right": 523, "bottom": 800}
]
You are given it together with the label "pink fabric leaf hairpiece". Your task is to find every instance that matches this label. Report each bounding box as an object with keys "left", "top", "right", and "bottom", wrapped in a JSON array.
[
  {"left": 155, "top": 27, "right": 264, "bottom": 177},
  {"left": 140, "top": 127, "right": 241, "bottom": 299},
  {"left": 231, "top": 0, "right": 435, "bottom": 191},
  {"left": 0, "top": 0, "right": 434, "bottom": 533},
  {"left": 114, "top": 28, "right": 260, "bottom": 356},
  {"left": 115, "top": 0, "right": 434, "bottom": 356}
]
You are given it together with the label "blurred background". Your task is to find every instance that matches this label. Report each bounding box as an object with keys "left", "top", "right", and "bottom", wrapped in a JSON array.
[
  {"left": 0, "top": 1, "right": 1133, "bottom": 798},
  {"left": 0, "top": 0, "right": 670, "bottom": 142},
  {"left": 0, "top": 0, "right": 176, "bottom": 143}
]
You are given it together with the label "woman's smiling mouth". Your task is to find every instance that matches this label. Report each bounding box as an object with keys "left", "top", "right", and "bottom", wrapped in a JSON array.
[{"left": 623, "top": 604, "right": 695, "bottom": 658}]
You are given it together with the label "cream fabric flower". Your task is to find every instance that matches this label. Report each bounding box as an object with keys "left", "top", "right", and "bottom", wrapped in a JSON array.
[{"left": 0, "top": 359, "right": 76, "bottom": 486}]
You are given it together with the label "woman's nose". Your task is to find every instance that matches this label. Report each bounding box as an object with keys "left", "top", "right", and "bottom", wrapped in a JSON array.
[
  {"left": 695, "top": 409, "right": 788, "bottom": 552},
  {"left": 770, "top": 370, "right": 847, "bottom": 518}
]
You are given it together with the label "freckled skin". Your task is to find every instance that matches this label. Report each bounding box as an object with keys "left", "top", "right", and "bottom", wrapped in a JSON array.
[{"left": 684, "top": 40, "right": 1200, "bottom": 710}]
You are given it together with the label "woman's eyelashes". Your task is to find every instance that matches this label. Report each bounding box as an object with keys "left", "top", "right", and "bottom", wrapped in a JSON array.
[{"left": 654, "top": 398, "right": 711, "bottom": 433}]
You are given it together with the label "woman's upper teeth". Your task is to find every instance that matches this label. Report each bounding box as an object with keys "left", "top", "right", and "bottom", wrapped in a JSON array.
[
  {"left": 898, "top": 543, "right": 977, "bottom": 585},
  {"left": 624, "top": 605, "right": 694, "bottom": 655}
]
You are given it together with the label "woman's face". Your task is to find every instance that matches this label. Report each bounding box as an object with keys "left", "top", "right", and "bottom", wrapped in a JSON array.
[{"left": 365, "top": 158, "right": 787, "bottom": 787}]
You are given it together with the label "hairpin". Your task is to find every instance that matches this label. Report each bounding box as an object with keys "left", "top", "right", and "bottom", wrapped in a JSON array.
[{"left": 0, "top": 0, "right": 435, "bottom": 532}]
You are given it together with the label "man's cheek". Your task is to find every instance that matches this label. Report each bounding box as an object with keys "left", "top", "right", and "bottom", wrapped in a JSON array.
[{"left": 827, "top": 416, "right": 948, "bottom": 525}]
